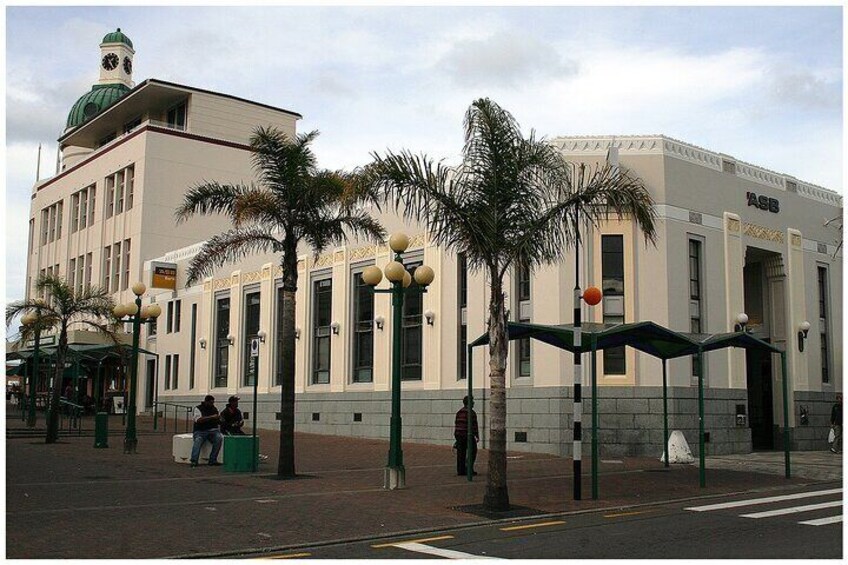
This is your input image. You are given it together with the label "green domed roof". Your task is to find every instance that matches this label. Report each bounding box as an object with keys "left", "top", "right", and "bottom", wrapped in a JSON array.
[
  {"left": 66, "top": 83, "right": 131, "bottom": 129},
  {"left": 101, "top": 28, "right": 133, "bottom": 48}
]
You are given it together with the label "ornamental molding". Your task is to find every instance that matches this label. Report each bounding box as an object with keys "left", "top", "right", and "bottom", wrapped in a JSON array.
[
  {"left": 211, "top": 276, "right": 233, "bottom": 291},
  {"left": 241, "top": 269, "right": 265, "bottom": 284},
  {"left": 408, "top": 232, "right": 427, "bottom": 250},
  {"left": 334, "top": 250, "right": 346, "bottom": 263},
  {"left": 742, "top": 222, "right": 784, "bottom": 244},
  {"left": 790, "top": 233, "right": 802, "bottom": 248},
  {"left": 726, "top": 217, "right": 741, "bottom": 233},
  {"left": 551, "top": 135, "right": 842, "bottom": 208},
  {"left": 312, "top": 253, "right": 334, "bottom": 270},
  {"left": 349, "top": 245, "right": 377, "bottom": 262}
]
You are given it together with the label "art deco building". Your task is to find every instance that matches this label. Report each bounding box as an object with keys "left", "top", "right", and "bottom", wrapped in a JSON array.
[{"left": 21, "top": 30, "right": 843, "bottom": 457}]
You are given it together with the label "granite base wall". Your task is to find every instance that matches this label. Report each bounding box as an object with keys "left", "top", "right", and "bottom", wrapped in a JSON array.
[{"left": 160, "top": 385, "right": 810, "bottom": 458}]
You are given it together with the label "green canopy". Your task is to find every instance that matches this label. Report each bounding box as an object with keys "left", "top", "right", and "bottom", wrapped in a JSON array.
[{"left": 6, "top": 343, "right": 157, "bottom": 362}]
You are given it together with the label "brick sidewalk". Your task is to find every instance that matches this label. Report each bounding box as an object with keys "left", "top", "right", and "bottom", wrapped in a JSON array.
[{"left": 5, "top": 411, "right": 820, "bottom": 558}]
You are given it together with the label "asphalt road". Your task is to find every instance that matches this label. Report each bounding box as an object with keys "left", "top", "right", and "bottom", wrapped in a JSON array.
[{"left": 257, "top": 482, "right": 843, "bottom": 559}]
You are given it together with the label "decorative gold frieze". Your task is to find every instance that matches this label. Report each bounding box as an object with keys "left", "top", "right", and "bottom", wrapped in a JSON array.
[
  {"left": 242, "top": 270, "right": 264, "bottom": 284},
  {"left": 742, "top": 223, "right": 784, "bottom": 244},
  {"left": 349, "top": 245, "right": 377, "bottom": 262},
  {"left": 313, "top": 253, "right": 334, "bottom": 269},
  {"left": 726, "top": 218, "right": 740, "bottom": 233},
  {"left": 334, "top": 250, "right": 345, "bottom": 263},
  {"left": 408, "top": 232, "right": 427, "bottom": 250},
  {"left": 211, "top": 277, "right": 232, "bottom": 291}
]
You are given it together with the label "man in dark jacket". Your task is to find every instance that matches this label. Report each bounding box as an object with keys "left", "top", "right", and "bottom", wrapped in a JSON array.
[
  {"left": 830, "top": 394, "right": 842, "bottom": 454},
  {"left": 454, "top": 396, "right": 479, "bottom": 476},
  {"left": 220, "top": 396, "right": 245, "bottom": 435},
  {"left": 190, "top": 395, "right": 223, "bottom": 467}
]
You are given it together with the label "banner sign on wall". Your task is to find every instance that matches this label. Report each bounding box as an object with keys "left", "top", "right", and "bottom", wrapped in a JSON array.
[{"left": 151, "top": 263, "right": 177, "bottom": 290}]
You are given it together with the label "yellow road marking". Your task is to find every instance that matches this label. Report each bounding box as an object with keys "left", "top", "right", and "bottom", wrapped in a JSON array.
[
  {"left": 500, "top": 520, "right": 566, "bottom": 532},
  {"left": 604, "top": 510, "right": 652, "bottom": 518},
  {"left": 372, "top": 535, "right": 454, "bottom": 548},
  {"left": 268, "top": 552, "right": 311, "bottom": 559}
]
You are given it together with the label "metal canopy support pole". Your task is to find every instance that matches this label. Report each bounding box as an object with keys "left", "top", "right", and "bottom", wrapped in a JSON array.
[
  {"left": 662, "top": 359, "right": 669, "bottom": 468},
  {"left": 28, "top": 330, "right": 41, "bottom": 428},
  {"left": 385, "top": 267, "right": 405, "bottom": 490},
  {"left": 591, "top": 333, "right": 598, "bottom": 500},
  {"left": 781, "top": 351, "right": 791, "bottom": 479},
  {"left": 697, "top": 346, "right": 705, "bottom": 488},
  {"left": 572, "top": 210, "right": 583, "bottom": 501},
  {"left": 252, "top": 352, "right": 259, "bottom": 473},
  {"left": 467, "top": 344, "right": 474, "bottom": 482}
]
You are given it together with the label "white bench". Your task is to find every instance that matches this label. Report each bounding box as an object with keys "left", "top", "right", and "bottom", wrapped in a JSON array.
[{"left": 172, "top": 433, "right": 225, "bottom": 464}]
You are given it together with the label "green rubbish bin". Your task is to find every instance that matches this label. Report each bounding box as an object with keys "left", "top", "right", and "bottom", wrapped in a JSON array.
[
  {"left": 223, "top": 435, "right": 259, "bottom": 473},
  {"left": 94, "top": 412, "right": 109, "bottom": 448}
]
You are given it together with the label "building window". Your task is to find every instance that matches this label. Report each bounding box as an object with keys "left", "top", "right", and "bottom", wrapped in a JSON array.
[
  {"left": 40, "top": 209, "right": 48, "bottom": 245},
  {"left": 85, "top": 252, "right": 92, "bottom": 289},
  {"left": 458, "top": 253, "right": 468, "bottom": 380},
  {"left": 122, "top": 239, "right": 131, "bottom": 290},
  {"left": 115, "top": 168, "right": 125, "bottom": 214},
  {"left": 602, "top": 235, "right": 626, "bottom": 374},
  {"left": 103, "top": 246, "right": 111, "bottom": 291},
  {"left": 68, "top": 258, "right": 76, "bottom": 291},
  {"left": 28, "top": 219, "right": 34, "bottom": 252},
  {"left": 172, "top": 354, "right": 179, "bottom": 390},
  {"left": 124, "top": 116, "right": 142, "bottom": 134},
  {"left": 174, "top": 299, "right": 181, "bottom": 333},
  {"left": 311, "top": 278, "right": 332, "bottom": 385},
  {"left": 112, "top": 242, "right": 121, "bottom": 292},
  {"left": 818, "top": 266, "right": 830, "bottom": 384},
  {"left": 164, "top": 355, "right": 172, "bottom": 390},
  {"left": 517, "top": 263, "right": 531, "bottom": 378},
  {"left": 242, "top": 291, "right": 261, "bottom": 387},
  {"left": 76, "top": 255, "right": 85, "bottom": 295},
  {"left": 167, "top": 101, "right": 187, "bottom": 130},
  {"left": 71, "top": 193, "right": 80, "bottom": 233},
  {"left": 87, "top": 187, "right": 96, "bottom": 226},
  {"left": 401, "top": 260, "right": 423, "bottom": 381},
  {"left": 214, "top": 296, "right": 230, "bottom": 388},
  {"left": 166, "top": 301, "right": 174, "bottom": 334},
  {"left": 189, "top": 304, "right": 197, "bottom": 390},
  {"left": 125, "top": 166, "right": 135, "bottom": 210},
  {"left": 54, "top": 201, "right": 63, "bottom": 241},
  {"left": 689, "top": 239, "right": 704, "bottom": 378},
  {"left": 352, "top": 271, "right": 374, "bottom": 383},
  {"left": 105, "top": 175, "right": 115, "bottom": 219}
]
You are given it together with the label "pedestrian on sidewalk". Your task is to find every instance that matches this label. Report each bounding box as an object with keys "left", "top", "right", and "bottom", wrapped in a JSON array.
[
  {"left": 191, "top": 395, "right": 223, "bottom": 467},
  {"left": 220, "top": 396, "right": 245, "bottom": 435},
  {"left": 830, "top": 394, "right": 842, "bottom": 454},
  {"left": 454, "top": 396, "right": 479, "bottom": 476}
]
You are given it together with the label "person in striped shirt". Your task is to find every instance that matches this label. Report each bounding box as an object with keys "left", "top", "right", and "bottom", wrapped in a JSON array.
[{"left": 454, "top": 396, "right": 479, "bottom": 476}]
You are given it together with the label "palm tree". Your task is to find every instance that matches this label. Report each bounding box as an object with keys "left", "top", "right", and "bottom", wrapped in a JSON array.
[
  {"left": 175, "top": 126, "right": 385, "bottom": 478},
  {"left": 363, "top": 98, "right": 658, "bottom": 510},
  {"left": 6, "top": 274, "right": 117, "bottom": 443}
]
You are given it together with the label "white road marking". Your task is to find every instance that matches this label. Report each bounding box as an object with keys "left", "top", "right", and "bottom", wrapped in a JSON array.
[
  {"left": 393, "top": 542, "right": 502, "bottom": 559},
  {"left": 740, "top": 500, "right": 843, "bottom": 519},
  {"left": 799, "top": 515, "right": 843, "bottom": 526},
  {"left": 685, "top": 488, "right": 842, "bottom": 512}
]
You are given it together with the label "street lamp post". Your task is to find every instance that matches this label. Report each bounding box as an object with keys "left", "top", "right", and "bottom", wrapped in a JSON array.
[
  {"left": 362, "top": 233, "right": 435, "bottom": 490},
  {"left": 113, "top": 282, "right": 162, "bottom": 453},
  {"left": 21, "top": 305, "right": 45, "bottom": 428}
]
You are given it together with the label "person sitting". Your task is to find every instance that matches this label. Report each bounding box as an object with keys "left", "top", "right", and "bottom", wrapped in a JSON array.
[
  {"left": 190, "top": 395, "right": 223, "bottom": 467},
  {"left": 220, "top": 396, "right": 246, "bottom": 436}
]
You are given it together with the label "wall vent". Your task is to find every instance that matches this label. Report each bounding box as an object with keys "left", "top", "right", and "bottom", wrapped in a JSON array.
[
  {"left": 353, "top": 413, "right": 362, "bottom": 422},
  {"left": 312, "top": 412, "right": 320, "bottom": 422},
  {"left": 688, "top": 211, "right": 703, "bottom": 225},
  {"left": 818, "top": 243, "right": 828, "bottom": 254},
  {"left": 515, "top": 431, "right": 527, "bottom": 443}
]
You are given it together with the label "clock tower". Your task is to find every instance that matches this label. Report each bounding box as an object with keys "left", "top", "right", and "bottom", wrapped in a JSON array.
[{"left": 98, "top": 28, "right": 134, "bottom": 89}]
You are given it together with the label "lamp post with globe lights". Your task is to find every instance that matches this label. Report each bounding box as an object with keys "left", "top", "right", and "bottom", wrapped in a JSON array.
[
  {"left": 113, "top": 282, "right": 162, "bottom": 453},
  {"left": 361, "top": 233, "right": 435, "bottom": 490}
]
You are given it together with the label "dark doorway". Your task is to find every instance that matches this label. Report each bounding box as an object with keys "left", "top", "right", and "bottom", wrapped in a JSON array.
[
  {"left": 746, "top": 347, "right": 774, "bottom": 450},
  {"left": 145, "top": 359, "right": 156, "bottom": 410}
]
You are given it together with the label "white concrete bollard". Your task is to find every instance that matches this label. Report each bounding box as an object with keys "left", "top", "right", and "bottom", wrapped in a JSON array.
[
  {"left": 172, "top": 433, "right": 225, "bottom": 464},
  {"left": 660, "top": 430, "right": 695, "bottom": 464}
]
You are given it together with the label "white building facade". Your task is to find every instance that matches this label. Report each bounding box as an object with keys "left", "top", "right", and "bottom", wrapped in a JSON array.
[{"left": 23, "top": 32, "right": 843, "bottom": 458}]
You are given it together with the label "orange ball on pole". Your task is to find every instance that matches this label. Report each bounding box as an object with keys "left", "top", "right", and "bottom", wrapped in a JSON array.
[{"left": 582, "top": 286, "right": 602, "bottom": 306}]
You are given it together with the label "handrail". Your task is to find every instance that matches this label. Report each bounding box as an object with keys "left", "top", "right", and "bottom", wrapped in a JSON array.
[
  {"left": 58, "top": 398, "right": 84, "bottom": 435},
  {"left": 153, "top": 401, "right": 195, "bottom": 434}
]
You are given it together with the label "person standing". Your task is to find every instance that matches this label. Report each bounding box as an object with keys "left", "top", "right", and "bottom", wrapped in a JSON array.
[
  {"left": 190, "top": 395, "right": 223, "bottom": 467},
  {"left": 220, "top": 396, "right": 246, "bottom": 435},
  {"left": 454, "top": 396, "right": 479, "bottom": 476},
  {"left": 830, "top": 394, "right": 842, "bottom": 454}
]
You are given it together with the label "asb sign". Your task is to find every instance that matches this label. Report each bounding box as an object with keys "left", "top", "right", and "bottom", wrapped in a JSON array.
[
  {"left": 747, "top": 192, "right": 780, "bottom": 214},
  {"left": 151, "top": 263, "right": 177, "bottom": 290}
]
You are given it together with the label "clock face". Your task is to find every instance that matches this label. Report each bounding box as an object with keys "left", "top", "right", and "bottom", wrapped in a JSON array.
[
  {"left": 123, "top": 57, "right": 132, "bottom": 74},
  {"left": 102, "top": 53, "right": 119, "bottom": 71}
]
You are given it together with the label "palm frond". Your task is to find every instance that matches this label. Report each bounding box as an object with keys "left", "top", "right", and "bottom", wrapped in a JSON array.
[
  {"left": 186, "top": 227, "right": 283, "bottom": 285},
  {"left": 174, "top": 181, "right": 256, "bottom": 224}
]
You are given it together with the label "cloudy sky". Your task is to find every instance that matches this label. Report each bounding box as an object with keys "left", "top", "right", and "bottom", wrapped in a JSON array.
[{"left": 4, "top": 5, "right": 843, "bottom": 307}]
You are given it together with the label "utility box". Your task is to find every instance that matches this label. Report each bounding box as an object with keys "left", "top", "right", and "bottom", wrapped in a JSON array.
[
  {"left": 223, "top": 436, "right": 259, "bottom": 473},
  {"left": 94, "top": 412, "right": 109, "bottom": 448}
]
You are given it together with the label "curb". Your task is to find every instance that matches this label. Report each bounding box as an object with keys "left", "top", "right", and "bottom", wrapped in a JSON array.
[{"left": 170, "top": 478, "right": 838, "bottom": 559}]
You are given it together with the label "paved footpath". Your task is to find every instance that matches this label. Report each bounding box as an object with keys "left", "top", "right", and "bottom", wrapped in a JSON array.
[{"left": 4, "top": 410, "right": 834, "bottom": 559}]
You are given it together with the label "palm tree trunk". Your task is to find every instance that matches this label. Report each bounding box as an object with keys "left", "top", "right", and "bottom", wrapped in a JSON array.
[
  {"left": 46, "top": 326, "right": 67, "bottom": 443},
  {"left": 484, "top": 274, "right": 510, "bottom": 511},
  {"left": 276, "top": 247, "right": 298, "bottom": 478}
]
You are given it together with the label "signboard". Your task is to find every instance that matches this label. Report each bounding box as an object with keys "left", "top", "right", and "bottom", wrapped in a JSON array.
[
  {"left": 151, "top": 263, "right": 177, "bottom": 290},
  {"left": 25, "top": 335, "right": 56, "bottom": 348},
  {"left": 746, "top": 192, "right": 780, "bottom": 214},
  {"left": 250, "top": 338, "right": 260, "bottom": 358}
]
